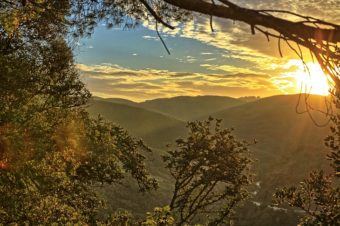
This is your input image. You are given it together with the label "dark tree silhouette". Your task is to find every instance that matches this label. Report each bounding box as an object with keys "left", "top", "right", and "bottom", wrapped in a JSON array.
[{"left": 163, "top": 118, "right": 252, "bottom": 226}]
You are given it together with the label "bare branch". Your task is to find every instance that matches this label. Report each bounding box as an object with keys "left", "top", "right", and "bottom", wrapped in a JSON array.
[
  {"left": 155, "top": 21, "right": 171, "bottom": 55},
  {"left": 140, "top": 0, "right": 175, "bottom": 29}
]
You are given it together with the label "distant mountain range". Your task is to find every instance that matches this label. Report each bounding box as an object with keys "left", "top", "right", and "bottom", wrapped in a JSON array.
[
  {"left": 92, "top": 95, "right": 245, "bottom": 120},
  {"left": 87, "top": 94, "right": 332, "bottom": 226}
]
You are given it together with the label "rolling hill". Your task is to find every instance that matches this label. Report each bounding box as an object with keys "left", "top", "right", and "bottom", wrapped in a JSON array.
[
  {"left": 140, "top": 95, "right": 244, "bottom": 120},
  {"left": 98, "top": 95, "right": 245, "bottom": 121},
  {"left": 91, "top": 96, "right": 139, "bottom": 107},
  {"left": 87, "top": 99, "right": 187, "bottom": 148}
]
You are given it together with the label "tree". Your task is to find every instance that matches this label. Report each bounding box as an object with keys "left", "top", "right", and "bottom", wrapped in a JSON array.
[
  {"left": 325, "top": 111, "right": 340, "bottom": 178},
  {"left": 0, "top": 2, "right": 157, "bottom": 224},
  {"left": 163, "top": 118, "right": 253, "bottom": 226},
  {"left": 142, "top": 206, "right": 175, "bottom": 226},
  {"left": 274, "top": 171, "right": 339, "bottom": 226},
  {"left": 0, "top": 66, "right": 157, "bottom": 224}
]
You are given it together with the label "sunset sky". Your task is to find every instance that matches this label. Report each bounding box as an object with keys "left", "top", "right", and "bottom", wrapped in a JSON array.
[{"left": 75, "top": 0, "right": 339, "bottom": 101}]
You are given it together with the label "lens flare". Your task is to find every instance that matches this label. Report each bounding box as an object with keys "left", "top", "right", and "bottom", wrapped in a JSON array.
[{"left": 294, "top": 62, "right": 331, "bottom": 96}]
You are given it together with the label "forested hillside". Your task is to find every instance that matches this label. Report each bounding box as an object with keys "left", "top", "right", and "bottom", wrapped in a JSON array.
[{"left": 88, "top": 94, "right": 331, "bottom": 225}]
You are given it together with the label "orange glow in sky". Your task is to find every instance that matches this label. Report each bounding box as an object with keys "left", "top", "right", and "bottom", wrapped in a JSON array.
[
  {"left": 278, "top": 60, "right": 331, "bottom": 96},
  {"left": 294, "top": 62, "right": 331, "bottom": 96}
]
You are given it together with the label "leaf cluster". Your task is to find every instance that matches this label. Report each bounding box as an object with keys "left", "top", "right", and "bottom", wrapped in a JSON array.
[
  {"left": 274, "top": 170, "right": 339, "bottom": 226},
  {"left": 164, "top": 117, "right": 253, "bottom": 226}
]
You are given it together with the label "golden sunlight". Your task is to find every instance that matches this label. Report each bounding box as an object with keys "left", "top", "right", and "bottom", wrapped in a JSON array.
[{"left": 292, "top": 61, "right": 331, "bottom": 96}]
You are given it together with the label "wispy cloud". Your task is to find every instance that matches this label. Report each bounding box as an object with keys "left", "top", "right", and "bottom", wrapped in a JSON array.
[
  {"left": 141, "top": 0, "right": 339, "bottom": 77},
  {"left": 77, "top": 0, "right": 337, "bottom": 100},
  {"left": 142, "top": 35, "right": 159, "bottom": 41},
  {"left": 78, "top": 64, "right": 280, "bottom": 101},
  {"left": 200, "top": 64, "right": 258, "bottom": 74}
]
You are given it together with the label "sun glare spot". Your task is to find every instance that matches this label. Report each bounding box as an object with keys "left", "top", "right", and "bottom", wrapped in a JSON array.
[{"left": 292, "top": 61, "right": 331, "bottom": 96}]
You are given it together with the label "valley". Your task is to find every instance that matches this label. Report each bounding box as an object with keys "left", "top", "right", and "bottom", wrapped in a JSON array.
[{"left": 88, "top": 94, "right": 331, "bottom": 225}]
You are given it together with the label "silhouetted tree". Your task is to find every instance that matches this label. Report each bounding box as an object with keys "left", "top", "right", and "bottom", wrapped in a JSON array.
[
  {"left": 163, "top": 117, "right": 253, "bottom": 226},
  {"left": 325, "top": 110, "right": 340, "bottom": 178},
  {"left": 274, "top": 171, "right": 339, "bottom": 226}
]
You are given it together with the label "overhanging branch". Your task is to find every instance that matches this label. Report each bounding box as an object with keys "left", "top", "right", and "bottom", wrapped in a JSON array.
[
  {"left": 160, "top": 0, "right": 340, "bottom": 90},
  {"left": 140, "top": 0, "right": 175, "bottom": 29},
  {"left": 162, "top": 0, "right": 339, "bottom": 44}
]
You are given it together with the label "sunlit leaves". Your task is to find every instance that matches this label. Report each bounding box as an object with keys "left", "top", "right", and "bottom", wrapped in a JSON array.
[
  {"left": 164, "top": 117, "right": 253, "bottom": 226},
  {"left": 0, "top": 112, "right": 158, "bottom": 224},
  {"left": 325, "top": 112, "right": 340, "bottom": 177},
  {"left": 274, "top": 170, "right": 339, "bottom": 226},
  {"left": 142, "top": 206, "right": 175, "bottom": 226},
  {"left": 0, "top": 2, "right": 158, "bottom": 223}
]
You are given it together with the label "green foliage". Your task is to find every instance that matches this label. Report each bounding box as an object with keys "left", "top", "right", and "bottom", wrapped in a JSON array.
[
  {"left": 97, "top": 210, "right": 134, "bottom": 226},
  {"left": 0, "top": 2, "right": 157, "bottom": 224},
  {"left": 97, "top": 207, "right": 174, "bottom": 226},
  {"left": 1, "top": 0, "right": 191, "bottom": 41},
  {"left": 142, "top": 206, "right": 175, "bottom": 226},
  {"left": 325, "top": 113, "right": 340, "bottom": 177},
  {"left": 77, "top": 115, "right": 158, "bottom": 191},
  {"left": 0, "top": 38, "right": 91, "bottom": 126},
  {"left": 164, "top": 117, "right": 253, "bottom": 226},
  {"left": 274, "top": 170, "right": 339, "bottom": 226},
  {"left": 0, "top": 1, "right": 69, "bottom": 54},
  {"left": 68, "top": 0, "right": 191, "bottom": 37},
  {"left": 0, "top": 111, "right": 158, "bottom": 224}
]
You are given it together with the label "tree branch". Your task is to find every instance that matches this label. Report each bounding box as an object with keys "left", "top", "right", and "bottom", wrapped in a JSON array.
[
  {"left": 163, "top": 0, "right": 339, "bottom": 45},
  {"left": 140, "top": 0, "right": 175, "bottom": 29}
]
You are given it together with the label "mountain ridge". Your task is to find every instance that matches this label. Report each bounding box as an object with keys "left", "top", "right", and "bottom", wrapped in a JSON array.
[{"left": 94, "top": 95, "right": 246, "bottom": 121}]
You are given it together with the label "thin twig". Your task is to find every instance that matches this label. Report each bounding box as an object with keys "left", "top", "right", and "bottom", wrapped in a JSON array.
[
  {"left": 140, "top": 0, "right": 175, "bottom": 29},
  {"left": 155, "top": 21, "right": 171, "bottom": 55},
  {"left": 210, "top": 0, "right": 216, "bottom": 32}
]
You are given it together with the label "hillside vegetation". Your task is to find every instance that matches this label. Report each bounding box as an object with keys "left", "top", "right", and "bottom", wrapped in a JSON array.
[
  {"left": 88, "top": 94, "right": 331, "bottom": 225},
  {"left": 87, "top": 99, "right": 187, "bottom": 148}
]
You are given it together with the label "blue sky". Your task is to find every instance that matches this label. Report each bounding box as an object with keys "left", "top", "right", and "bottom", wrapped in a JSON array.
[
  {"left": 74, "top": 0, "right": 339, "bottom": 101},
  {"left": 76, "top": 25, "right": 253, "bottom": 74}
]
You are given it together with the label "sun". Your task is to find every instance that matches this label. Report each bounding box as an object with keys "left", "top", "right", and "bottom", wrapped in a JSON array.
[{"left": 293, "top": 62, "right": 331, "bottom": 96}]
